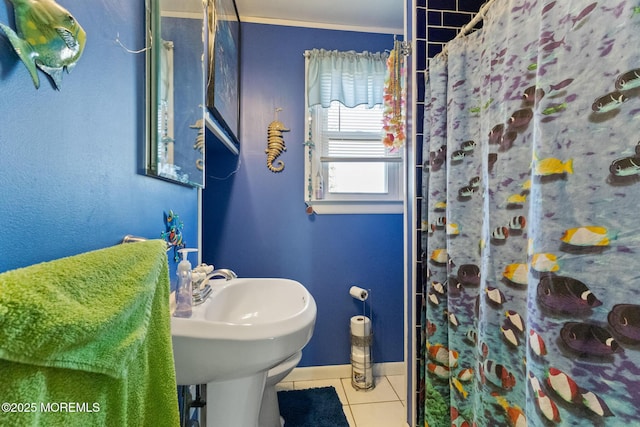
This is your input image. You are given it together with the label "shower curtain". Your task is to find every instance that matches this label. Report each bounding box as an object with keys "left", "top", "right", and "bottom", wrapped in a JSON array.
[{"left": 420, "top": 1, "right": 640, "bottom": 426}]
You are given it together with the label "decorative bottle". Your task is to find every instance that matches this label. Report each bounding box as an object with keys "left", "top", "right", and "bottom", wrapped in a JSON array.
[
  {"left": 315, "top": 171, "right": 325, "bottom": 199},
  {"left": 174, "top": 248, "right": 197, "bottom": 318}
]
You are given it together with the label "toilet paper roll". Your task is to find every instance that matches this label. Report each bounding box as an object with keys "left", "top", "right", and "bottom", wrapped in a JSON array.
[
  {"left": 349, "top": 285, "right": 369, "bottom": 301},
  {"left": 350, "top": 315, "right": 371, "bottom": 337},
  {"left": 351, "top": 348, "right": 364, "bottom": 359},
  {"left": 351, "top": 343, "right": 372, "bottom": 358},
  {"left": 351, "top": 350, "right": 371, "bottom": 364}
]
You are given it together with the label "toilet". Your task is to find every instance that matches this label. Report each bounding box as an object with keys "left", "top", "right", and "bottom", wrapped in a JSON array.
[{"left": 258, "top": 351, "right": 302, "bottom": 427}]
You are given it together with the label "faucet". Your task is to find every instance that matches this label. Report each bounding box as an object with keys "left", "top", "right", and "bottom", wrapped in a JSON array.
[
  {"left": 209, "top": 268, "right": 238, "bottom": 280},
  {"left": 192, "top": 268, "right": 238, "bottom": 305}
]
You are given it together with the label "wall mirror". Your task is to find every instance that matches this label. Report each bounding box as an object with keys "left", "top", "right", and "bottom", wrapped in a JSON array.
[
  {"left": 146, "top": 0, "right": 206, "bottom": 188},
  {"left": 205, "top": 0, "right": 241, "bottom": 153}
]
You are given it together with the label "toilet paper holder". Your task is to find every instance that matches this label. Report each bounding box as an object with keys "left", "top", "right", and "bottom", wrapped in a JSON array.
[{"left": 349, "top": 286, "right": 374, "bottom": 391}]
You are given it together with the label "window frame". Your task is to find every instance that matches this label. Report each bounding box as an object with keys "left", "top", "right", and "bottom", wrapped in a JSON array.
[{"left": 304, "top": 102, "right": 404, "bottom": 215}]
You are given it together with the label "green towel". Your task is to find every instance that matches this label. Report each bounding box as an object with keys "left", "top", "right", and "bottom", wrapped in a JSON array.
[{"left": 0, "top": 240, "right": 179, "bottom": 426}]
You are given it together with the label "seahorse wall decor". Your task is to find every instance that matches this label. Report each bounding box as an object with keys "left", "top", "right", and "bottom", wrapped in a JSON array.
[
  {"left": 191, "top": 118, "right": 204, "bottom": 171},
  {"left": 266, "top": 108, "right": 290, "bottom": 173}
]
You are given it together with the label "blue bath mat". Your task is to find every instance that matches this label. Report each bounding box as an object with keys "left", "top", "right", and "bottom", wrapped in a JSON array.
[{"left": 277, "top": 386, "right": 349, "bottom": 427}]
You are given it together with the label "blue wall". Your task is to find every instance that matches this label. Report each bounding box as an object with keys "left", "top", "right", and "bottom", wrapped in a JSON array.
[
  {"left": 0, "top": 1, "right": 198, "bottom": 276},
  {"left": 202, "top": 23, "right": 404, "bottom": 367}
]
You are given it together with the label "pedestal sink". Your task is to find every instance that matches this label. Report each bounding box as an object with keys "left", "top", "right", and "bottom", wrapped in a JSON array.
[{"left": 171, "top": 278, "right": 317, "bottom": 427}]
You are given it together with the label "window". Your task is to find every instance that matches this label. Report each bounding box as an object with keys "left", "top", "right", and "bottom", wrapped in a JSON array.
[
  {"left": 303, "top": 48, "right": 404, "bottom": 215},
  {"left": 305, "top": 101, "right": 403, "bottom": 214}
]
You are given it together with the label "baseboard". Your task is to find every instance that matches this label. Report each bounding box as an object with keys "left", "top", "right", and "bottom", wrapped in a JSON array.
[{"left": 282, "top": 361, "right": 405, "bottom": 382}]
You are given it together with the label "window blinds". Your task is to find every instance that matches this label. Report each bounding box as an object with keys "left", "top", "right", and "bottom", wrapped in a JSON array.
[{"left": 318, "top": 102, "right": 401, "bottom": 161}]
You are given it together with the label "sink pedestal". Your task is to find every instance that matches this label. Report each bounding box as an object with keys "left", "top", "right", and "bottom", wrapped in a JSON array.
[
  {"left": 206, "top": 372, "right": 267, "bottom": 427},
  {"left": 171, "top": 278, "right": 317, "bottom": 426}
]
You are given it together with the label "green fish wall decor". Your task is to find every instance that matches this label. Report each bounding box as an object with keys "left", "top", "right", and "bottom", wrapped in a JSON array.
[{"left": 0, "top": 0, "right": 86, "bottom": 89}]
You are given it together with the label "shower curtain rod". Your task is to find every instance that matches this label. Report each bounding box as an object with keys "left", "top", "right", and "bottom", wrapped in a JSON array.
[{"left": 438, "top": 0, "right": 496, "bottom": 58}]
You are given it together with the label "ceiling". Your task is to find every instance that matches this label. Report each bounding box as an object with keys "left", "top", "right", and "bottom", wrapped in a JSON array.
[
  {"left": 234, "top": 0, "right": 404, "bottom": 34},
  {"left": 161, "top": 0, "right": 404, "bottom": 34}
]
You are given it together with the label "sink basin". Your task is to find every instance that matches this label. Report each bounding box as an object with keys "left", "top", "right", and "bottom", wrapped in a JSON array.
[{"left": 170, "top": 278, "right": 317, "bottom": 427}]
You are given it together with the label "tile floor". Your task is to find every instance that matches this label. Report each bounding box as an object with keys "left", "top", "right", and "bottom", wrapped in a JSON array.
[{"left": 276, "top": 375, "right": 407, "bottom": 427}]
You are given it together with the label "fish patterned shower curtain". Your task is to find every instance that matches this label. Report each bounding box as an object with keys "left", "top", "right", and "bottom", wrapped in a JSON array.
[{"left": 420, "top": 1, "right": 640, "bottom": 426}]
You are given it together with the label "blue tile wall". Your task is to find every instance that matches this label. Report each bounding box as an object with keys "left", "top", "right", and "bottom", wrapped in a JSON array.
[
  {"left": 427, "top": 11, "right": 442, "bottom": 26},
  {"left": 417, "top": 9, "right": 427, "bottom": 38},
  {"left": 444, "top": 11, "right": 479, "bottom": 27},
  {"left": 428, "top": 43, "right": 445, "bottom": 58},
  {"left": 416, "top": 40, "right": 427, "bottom": 70},
  {"left": 413, "top": 0, "right": 484, "bottom": 419},
  {"left": 416, "top": 73, "right": 426, "bottom": 113},
  {"left": 458, "top": 0, "right": 486, "bottom": 12},
  {"left": 427, "top": 26, "right": 457, "bottom": 42},
  {"left": 428, "top": 0, "right": 457, "bottom": 9}
]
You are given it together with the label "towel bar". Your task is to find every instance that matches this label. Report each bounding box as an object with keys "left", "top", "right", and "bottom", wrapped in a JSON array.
[{"left": 122, "top": 235, "right": 171, "bottom": 252}]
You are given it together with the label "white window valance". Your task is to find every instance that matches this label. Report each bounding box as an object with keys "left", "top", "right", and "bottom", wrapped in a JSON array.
[{"left": 305, "top": 49, "right": 389, "bottom": 108}]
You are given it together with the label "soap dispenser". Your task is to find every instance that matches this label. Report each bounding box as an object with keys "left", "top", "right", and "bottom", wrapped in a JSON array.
[{"left": 174, "top": 248, "right": 198, "bottom": 318}]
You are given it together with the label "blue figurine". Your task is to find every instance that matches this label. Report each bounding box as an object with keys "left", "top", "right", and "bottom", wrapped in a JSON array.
[{"left": 161, "top": 210, "right": 185, "bottom": 262}]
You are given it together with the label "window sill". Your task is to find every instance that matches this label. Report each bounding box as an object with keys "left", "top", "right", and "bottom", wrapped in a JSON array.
[{"left": 308, "top": 200, "right": 403, "bottom": 215}]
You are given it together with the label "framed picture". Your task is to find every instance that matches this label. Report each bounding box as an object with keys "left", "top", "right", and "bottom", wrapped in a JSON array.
[{"left": 206, "top": 0, "right": 240, "bottom": 147}]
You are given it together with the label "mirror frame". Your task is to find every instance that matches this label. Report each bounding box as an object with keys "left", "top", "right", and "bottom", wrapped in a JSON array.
[
  {"left": 144, "top": 0, "right": 206, "bottom": 188},
  {"left": 205, "top": 0, "right": 241, "bottom": 151}
]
